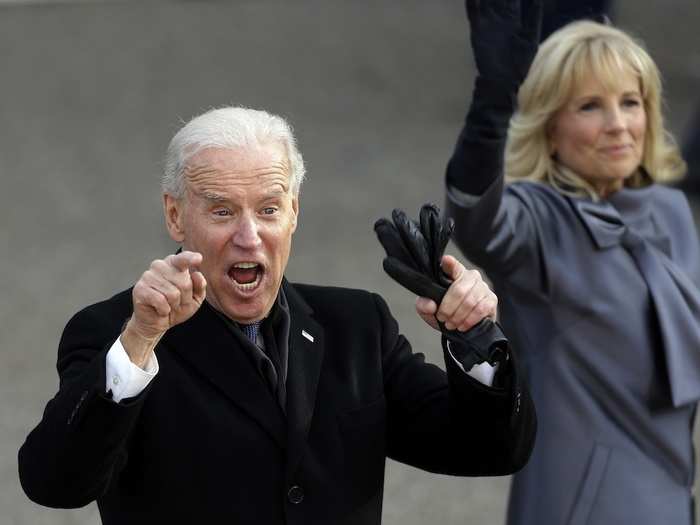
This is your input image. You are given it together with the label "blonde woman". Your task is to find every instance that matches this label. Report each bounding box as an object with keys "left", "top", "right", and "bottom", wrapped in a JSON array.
[{"left": 442, "top": 1, "right": 700, "bottom": 523}]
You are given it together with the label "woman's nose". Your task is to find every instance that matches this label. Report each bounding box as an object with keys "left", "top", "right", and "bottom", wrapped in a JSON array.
[{"left": 604, "top": 105, "right": 626, "bottom": 133}]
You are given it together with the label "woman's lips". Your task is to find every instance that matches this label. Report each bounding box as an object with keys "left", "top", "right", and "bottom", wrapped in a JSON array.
[{"left": 600, "top": 144, "right": 631, "bottom": 155}]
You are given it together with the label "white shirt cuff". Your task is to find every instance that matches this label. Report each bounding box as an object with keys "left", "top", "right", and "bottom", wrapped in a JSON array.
[
  {"left": 105, "top": 338, "right": 159, "bottom": 402},
  {"left": 447, "top": 341, "right": 498, "bottom": 386}
]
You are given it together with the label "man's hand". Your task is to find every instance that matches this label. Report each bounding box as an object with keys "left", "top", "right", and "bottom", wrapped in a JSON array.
[
  {"left": 376, "top": 204, "right": 507, "bottom": 369},
  {"left": 121, "top": 251, "right": 207, "bottom": 368},
  {"left": 416, "top": 255, "right": 497, "bottom": 332}
]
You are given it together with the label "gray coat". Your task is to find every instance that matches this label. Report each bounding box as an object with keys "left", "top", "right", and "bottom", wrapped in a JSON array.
[{"left": 447, "top": 176, "right": 700, "bottom": 525}]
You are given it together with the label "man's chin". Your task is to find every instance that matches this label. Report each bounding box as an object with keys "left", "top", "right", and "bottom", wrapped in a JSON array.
[{"left": 220, "top": 298, "right": 271, "bottom": 324}]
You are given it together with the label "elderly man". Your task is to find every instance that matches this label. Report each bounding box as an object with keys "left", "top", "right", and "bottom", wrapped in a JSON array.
[{"left": 19, "top": 107, "right": 535, "bottom": 524}]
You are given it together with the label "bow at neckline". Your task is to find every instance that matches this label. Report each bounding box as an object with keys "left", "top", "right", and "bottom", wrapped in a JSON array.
[{"left": 570, "top": 194, "right": 700, "bottom": 408}]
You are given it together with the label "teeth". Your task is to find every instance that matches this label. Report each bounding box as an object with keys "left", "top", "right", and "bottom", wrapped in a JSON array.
[
  {"left": 237, "top": 279, "right": 259, "bottom": 290},
  {"left": 234, "top": 262, "right": 258, "bottom": 269},
  {"left": 234, "top": 273, "right": 261, "bottom": 290}
]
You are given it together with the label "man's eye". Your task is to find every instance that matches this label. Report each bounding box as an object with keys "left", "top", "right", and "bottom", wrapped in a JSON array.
[
  {"left": 213, "top": 209, "right": 231, "bottom": 217},
  {"left": 262, "top": 207, "right": 278, "bottom": 215}
]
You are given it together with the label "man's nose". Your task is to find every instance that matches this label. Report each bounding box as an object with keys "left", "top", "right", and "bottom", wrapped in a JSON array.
[{"left": 232, "top": 214, "right": 262, "bottom": 249}]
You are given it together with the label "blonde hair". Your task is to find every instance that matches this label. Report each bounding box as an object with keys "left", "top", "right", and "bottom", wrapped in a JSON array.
[{"left": 505, "top": 20, "right": 685, "bottom": 199}]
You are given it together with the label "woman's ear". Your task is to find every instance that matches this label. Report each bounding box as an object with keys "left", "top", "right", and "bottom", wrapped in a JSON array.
[{"left": 546, "top": 120, "right": 557, "bottom": 156}]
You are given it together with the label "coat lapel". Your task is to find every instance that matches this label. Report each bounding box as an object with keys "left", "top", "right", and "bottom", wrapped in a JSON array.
[
  {"left": 161, "top": 301, "right": 287, "bottom": 449},
  {"left": 283, "top": 281, "right": 325, "bottom": 477}
]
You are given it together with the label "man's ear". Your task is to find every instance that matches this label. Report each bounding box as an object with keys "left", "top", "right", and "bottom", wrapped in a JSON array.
[
  {"left": 163, "top": 193, "right": 186, "bottom": 243},
  {"left": 290, "top": 195, "right": 299, "bottom": 234}
]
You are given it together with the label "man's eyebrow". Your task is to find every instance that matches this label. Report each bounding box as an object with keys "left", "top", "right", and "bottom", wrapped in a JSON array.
[
  {"left": 263, "top": 188, "right": 288, "bottom": 198},
  {"left": 201, "top": 192, "right": 228, "bottom": 202}
]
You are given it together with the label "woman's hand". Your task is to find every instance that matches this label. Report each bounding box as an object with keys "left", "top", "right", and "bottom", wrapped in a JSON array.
[{"left": 466, "top": 0, "right": 543, "bottom": 91}]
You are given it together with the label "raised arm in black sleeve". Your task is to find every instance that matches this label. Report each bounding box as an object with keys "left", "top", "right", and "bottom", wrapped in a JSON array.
[{"left": 447, "top": 0, "right": 542, "bottom": 196}]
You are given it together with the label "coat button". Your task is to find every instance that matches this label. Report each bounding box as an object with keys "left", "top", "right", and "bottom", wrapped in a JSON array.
[{"left": 287, "top": 485, "right": 304, "bottom": 504}]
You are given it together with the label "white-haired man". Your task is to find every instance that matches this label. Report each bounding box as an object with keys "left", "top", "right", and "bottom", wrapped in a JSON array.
[{"left": 19, "top": 107, "right": 535, "bottom": 524}]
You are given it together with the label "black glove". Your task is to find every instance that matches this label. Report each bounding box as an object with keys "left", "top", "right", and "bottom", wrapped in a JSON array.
[
  {"left": 374, "top": 204, "right": 508, "bottom": 369},
  {"left": 467, "top": 0, "right": 543, "bottom": 93},
  {"left": 448, "top": 0, "right": 543, "bottom": 196},
  {"left": 374, "top": 203, "right": 453, "bottom": 305}
]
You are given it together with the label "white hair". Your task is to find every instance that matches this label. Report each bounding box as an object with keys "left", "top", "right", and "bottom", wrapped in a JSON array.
[{"left": 162, "top": 106, "right": 306, "bottom": 198}]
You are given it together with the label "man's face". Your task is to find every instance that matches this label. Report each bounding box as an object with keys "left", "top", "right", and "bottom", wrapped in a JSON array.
[{"left": 164, "top": 143, "right": 298, "bottom": 323}]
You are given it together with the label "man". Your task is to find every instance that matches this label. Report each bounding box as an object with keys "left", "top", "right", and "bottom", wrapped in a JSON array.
[{"left": 19, "top": 107, "right": 535, "bottom": 524}]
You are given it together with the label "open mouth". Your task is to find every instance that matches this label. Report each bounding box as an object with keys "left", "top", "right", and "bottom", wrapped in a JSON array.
[{"left": 228, "top": 262, "right": 263, "bottom": 291}]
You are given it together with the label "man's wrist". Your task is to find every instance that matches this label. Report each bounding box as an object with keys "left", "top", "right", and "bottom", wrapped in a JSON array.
[{"left": 120, "top": 319, "right": 164, "bottom": 368}]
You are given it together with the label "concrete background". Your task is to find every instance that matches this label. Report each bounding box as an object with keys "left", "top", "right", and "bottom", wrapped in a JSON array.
[{"left": 2, "top": 1, "right": 699, "bottom": 524}]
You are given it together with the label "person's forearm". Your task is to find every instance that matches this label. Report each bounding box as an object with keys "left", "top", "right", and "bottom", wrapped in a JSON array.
[
  {"left": 449, "top": 0, "right": 541, "bottom": 196},
  {"left": 120, "top": 317, "right": 164, "bottom": 369},
  {"left": 446, "top": 77, "right": 516, "bottom": 196},
  {"left": 18, "top": 348, "right": 146, "bottom": 508}
]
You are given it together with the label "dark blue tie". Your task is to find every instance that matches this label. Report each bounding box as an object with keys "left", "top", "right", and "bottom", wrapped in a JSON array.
[{"left": 241, "top": 321, "right": 262, "bottom": 346}]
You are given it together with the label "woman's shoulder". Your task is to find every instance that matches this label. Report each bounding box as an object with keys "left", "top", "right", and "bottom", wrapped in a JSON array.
[
  {"left": 633, "top": 183, "right": 694, "bottom": 222},
  {"left": 505, "top": 179, "right": 574, "bottom": 216},
  {"left": 647, "top": 183, "right": 689, "bottom": 205},
  {"left": 651, "top": 184, "right": 696, "bottom": 228}
]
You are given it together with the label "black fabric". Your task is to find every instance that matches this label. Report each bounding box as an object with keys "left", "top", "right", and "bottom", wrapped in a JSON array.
[
  {"left": 212, "top": 289, "right": 290, "bottom": 409},
  {"left": 216, "top": 311, "right": 280, "bottom": 398},
  {"left": 374, "top": 204, "right": 453, "bottom": 305},
  {"left": 448, "top": 0, "right": 542, "bottom": 196},
  {"left": 262, "top": 288, "right": 291, "bottom": 410},
  {"left": 18, "top": 281, "right": 536, "bottom": 525},
  {"left": 540, "top": 0, "right": 613, "bottom": 40},
  {"left": 465, "top": 0, "right": 542, "bottom": 93}
]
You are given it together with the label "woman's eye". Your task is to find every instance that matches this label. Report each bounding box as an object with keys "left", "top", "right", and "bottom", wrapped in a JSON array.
[
  {"left": 622, "top": 98, "right": 641, "bottom": 108},
  {"left": 579, "top": 101, "right": 599, "bottom": 112}
]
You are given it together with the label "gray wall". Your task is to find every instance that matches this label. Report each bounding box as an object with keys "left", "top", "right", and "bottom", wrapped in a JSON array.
[{"left": 3, "top": 1, "right": 699, "bottom": 524}]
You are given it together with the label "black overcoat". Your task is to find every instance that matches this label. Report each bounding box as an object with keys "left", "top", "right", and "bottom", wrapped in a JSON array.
[{"left": 19, "top": 279, "right": 535, "bottom": 524}]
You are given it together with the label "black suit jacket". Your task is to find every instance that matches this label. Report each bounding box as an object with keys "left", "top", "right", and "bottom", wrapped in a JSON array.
[{"left": 19, "top": 280, "right": 535, "bottom": 524}]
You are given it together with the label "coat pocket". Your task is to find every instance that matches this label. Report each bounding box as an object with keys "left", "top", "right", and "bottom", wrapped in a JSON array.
[{"left": 567, "top": 442, "right": 611, "bottom": 525}]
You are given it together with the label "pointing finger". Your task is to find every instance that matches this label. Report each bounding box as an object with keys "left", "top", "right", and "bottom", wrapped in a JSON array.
[{"left": 169, "top": 251, "right": 203, "bottom": 273}]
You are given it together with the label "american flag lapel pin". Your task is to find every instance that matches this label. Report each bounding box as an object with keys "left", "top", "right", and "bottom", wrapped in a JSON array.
[{"left": 302, "top": 329, "right": 314, "bottom": 343}]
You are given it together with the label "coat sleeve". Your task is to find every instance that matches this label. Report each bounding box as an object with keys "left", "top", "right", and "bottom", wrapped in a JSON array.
[
  {"left": 375, "top": 293, "right": 536, "bottom": 476},
  {"left": 18, "top": 298, "right": 149, "bottom": 509},
  {"left": 446, "top": 171, "right": 547, "bottom": 285},
  {"left": 445, "top": 72, "right": 545, "bottom": 283}
]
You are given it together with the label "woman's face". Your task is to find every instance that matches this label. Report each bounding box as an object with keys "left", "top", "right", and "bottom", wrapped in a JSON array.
[{"left": 548, "top": 69, "right": 646, "bottom": 197}]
